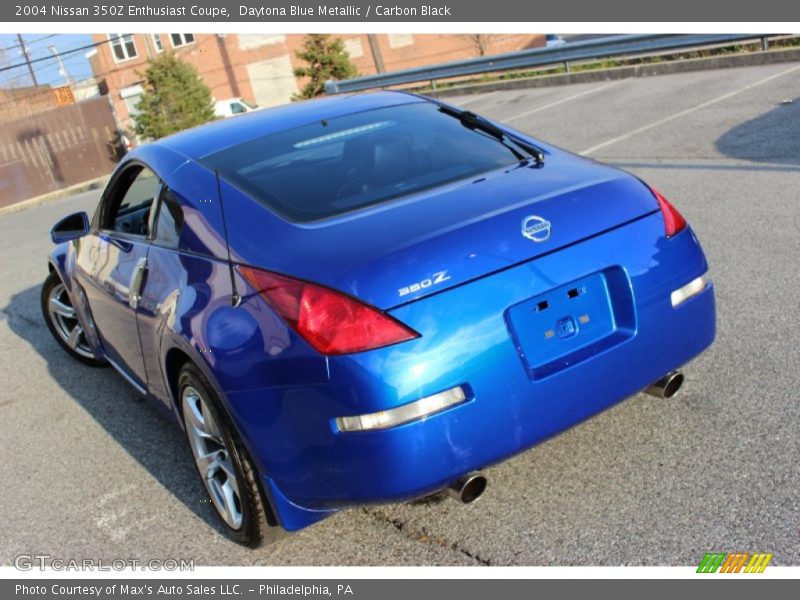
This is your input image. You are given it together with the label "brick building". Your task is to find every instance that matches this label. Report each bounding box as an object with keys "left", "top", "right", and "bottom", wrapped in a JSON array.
[
  {"left": 87, "top": 33, "right": 544, "bottom": 141},
  {"left": 0, "top": 85, "right": 60, "bottom": 124}
]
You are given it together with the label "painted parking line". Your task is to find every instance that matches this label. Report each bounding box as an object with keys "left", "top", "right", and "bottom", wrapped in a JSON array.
[
  {"left": 580, "top": 64, "right": 800, "bottom": 155},
  {"left": 501, "top": 81, "right": 623, "bottom": 123}
]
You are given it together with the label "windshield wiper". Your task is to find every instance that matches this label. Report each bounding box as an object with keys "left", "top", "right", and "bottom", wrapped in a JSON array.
[{"left": 438, "top": 105, "right": 545, "bottom": 166}]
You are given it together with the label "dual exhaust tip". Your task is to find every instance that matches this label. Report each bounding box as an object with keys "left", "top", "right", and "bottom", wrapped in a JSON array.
[
  {"left": 444, "top": 370, "right": 684, "bottom": 505},
  {"left": 447, "top": 473, "right": 487, "bottom": 504},
  {"left": 645, "top": 370, "right": 684, "bottom": 399}
]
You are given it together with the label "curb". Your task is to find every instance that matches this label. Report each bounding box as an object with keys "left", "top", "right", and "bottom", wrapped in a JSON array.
[
  {"left": 427, "top": 47, "right": 800, "bottom": 98},
  {"left": 0, "top": 175, "right": 109, "bottom": 217}
]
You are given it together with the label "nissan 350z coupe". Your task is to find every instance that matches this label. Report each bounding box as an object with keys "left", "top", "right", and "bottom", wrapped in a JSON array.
[{"left": 42, "top": 91, "right": 715, "bottom": 546}]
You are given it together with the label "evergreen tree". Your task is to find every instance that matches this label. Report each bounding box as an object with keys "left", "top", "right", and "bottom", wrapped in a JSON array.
[
  {"left": 133, "top": 54, "right": 217, "bottom": 140},
  {"left": 293, "top": 34, "right": 358, "bottom": 100}
]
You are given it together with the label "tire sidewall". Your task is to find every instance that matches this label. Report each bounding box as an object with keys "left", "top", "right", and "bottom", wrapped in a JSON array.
[{"left": 178, "top": 364, "right": 259, "bottom": 545}]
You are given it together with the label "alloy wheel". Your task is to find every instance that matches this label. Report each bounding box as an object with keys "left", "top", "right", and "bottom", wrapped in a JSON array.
[
  {"left": 182, "top": 386, "right": 243, "bottom": 530},
  {"left": 47, "top": 282, "right": 94, "bottom": 359}
]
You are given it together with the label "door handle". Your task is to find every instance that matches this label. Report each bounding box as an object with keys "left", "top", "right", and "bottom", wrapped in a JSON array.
[{"left": 128, "top": 257, "right": 148, "bottom": 309}]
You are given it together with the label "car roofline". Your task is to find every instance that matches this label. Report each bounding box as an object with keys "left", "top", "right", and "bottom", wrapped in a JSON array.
[{"left": 153, "top": 91, "right": 431, "bottom": 161}]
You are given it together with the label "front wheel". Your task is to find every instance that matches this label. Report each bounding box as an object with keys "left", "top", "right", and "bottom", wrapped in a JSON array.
[
  {"left": 40, "top": 271, "right": 106, "bottom": 367},
  {"left": 179, "top": 363, "right": 282, "bottom": 547}
]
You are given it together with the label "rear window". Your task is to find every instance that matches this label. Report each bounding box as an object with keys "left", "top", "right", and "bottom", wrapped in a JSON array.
[{"left": 201, "top": 102, "right": 522, "bottom": 222}]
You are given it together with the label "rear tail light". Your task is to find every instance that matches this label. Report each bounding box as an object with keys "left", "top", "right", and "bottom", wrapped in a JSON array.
[
  {"left": 236, "top": 265, "right": 420, "bottom": 355},
  {"left": 650, "top": 186, "right": 687, "bottom": 238}
]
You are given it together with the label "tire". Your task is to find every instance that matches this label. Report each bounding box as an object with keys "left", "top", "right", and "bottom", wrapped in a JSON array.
[
  {"left": 178, "top": 362, "right": 282, "bottom": 547},
  {"left": 40, "top": 271, "right": 106, "bottom": 367}
]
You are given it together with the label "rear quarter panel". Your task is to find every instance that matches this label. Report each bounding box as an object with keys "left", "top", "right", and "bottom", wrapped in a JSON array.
[{"left": 225, "top": 212, "right": 714, "bottom": 509}]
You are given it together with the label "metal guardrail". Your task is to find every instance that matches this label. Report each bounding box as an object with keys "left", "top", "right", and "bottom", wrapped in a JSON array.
[{"left": 325, "top": 34, "right": 770, "bottom": 94}]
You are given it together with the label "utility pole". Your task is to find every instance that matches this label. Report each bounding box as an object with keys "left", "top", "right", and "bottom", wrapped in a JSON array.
[
  {"left": 366, "top": 34, "right": 385, "bottom": 73},
  {"left": 215, "top": 34, "right": 241, "bottom": 97},
  {"left": 17, "top": 34, "right": 38, "bottom": 86},
  {"left": 48, "top": 44, "right": 70, "bottom": 84}
]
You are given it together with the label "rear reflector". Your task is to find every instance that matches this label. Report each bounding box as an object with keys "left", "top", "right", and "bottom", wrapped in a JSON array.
[
  {"left": 650, "top": 186, "right": 687, "bottom": 238},
  {"left": 237, "top": 265, "right": 419, "bottom": 355},
  {"left": 671, "top": 274, "right": 709, "bottom": 307},
  {"left": 335, "top": 386, "right": 468, "bottom": 432}
]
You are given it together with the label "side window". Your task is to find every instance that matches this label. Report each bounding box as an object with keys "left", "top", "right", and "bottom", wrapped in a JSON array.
[
  {"left": 102, "top": 166, "right": 161, "bottom": 237},
  {"left": 230, "top": 102, "right": 246, "bottom": 114},
  {"left": 153, "top": 187, "right": 184, "bottom": 248}
]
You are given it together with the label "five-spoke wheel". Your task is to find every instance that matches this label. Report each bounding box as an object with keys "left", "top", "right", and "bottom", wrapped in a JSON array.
[
  {"left": 178, "top": 363, "right": 280, "bottom": 546},
  {"left": 182, "top": 384, "right": 244, "bottom": 529},
  {"left": 40, "top": 271, "right": 105, "bottom": 367}
]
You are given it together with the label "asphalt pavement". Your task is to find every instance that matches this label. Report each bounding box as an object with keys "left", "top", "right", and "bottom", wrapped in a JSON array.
[{"left": 1, "top": 62, "right": 798, "bottom": 566}]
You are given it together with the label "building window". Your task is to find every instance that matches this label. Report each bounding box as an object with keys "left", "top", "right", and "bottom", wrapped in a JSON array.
[
  {"left": 237, "top": 34, "right": 285, "bottom": 50},
  {"left": 120, "top": 84, "right": 144, "bottom": 126},
  {"left": 152, "top": 34, "right": 164, "bottom": 53},
  {"left": 344, "top": 37, "right": 364, "bottom": 58},
  {"left": 109, "top": 34, "right": 138, "bottom": 62},
  {"left": 170, "top": 34, "right": 195, "bottom": 48},
  {"left": 388, "top": 34, "right": 414, "bottom": 49}
]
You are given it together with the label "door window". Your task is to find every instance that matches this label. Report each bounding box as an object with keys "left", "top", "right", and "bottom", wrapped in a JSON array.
[
  {"left": 102, "top": 166, "right": 161, "bottom": 237},
  {"left": 153, "top": 187, "right": 184, "bottom": 248}
]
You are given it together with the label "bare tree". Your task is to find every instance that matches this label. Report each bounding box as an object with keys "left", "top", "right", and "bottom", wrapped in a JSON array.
[
  {"left": 460, "top": 34, "right": 499, "bottom": 57},
  {"left": 0, "top": 47, "right": 28, "bottom": 88}
]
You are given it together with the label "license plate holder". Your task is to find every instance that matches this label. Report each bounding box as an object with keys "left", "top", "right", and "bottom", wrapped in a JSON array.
[{"left": 505, "top": 267, "right": 635, "bottom": 379}]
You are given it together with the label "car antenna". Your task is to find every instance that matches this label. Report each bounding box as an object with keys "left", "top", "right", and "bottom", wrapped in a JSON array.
[{"left": 215, "top": 169, "right": 241, "bottom": 307}]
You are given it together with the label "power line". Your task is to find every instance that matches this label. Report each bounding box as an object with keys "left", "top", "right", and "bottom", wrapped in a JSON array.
[
  {"left": 0, "top": 56, "right": 95, "bottom": 86},
  {"left": 0, "top": 33, "right": 541, "bottom": 101},
  {"left": 0, "top": 34, "right": 58, "bottom": 53},
  {"left": 0, "top": 37, "right": 114, "bottom": 75},
  {"left": 24, "top": 34, "right": 60, "bottom": 46},
  {"left": 49, "top": 44, "right": 71, "bottom": 84}
]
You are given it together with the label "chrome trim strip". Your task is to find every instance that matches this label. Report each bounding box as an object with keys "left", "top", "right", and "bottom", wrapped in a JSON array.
[{"left": 107, "top": 356, "right": 147, "bottom": 396}]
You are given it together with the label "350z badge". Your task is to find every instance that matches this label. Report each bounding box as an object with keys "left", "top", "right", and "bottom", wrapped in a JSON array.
[{"left": 398, "top": 271, "right": 452, "bottom": 297}]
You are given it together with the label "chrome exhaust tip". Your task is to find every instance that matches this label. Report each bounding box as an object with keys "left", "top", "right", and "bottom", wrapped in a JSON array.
[
  {"left": 446, "top": 473, "right": 487, "bottom": 504},
  {"left": 645, "top": 370, "right": 684, "bottom": 399}
]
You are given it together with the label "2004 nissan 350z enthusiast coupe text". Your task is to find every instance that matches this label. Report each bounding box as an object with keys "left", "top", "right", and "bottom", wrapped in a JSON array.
[{"left": 41, "top": 91, "right": 715, "bottom": 546}]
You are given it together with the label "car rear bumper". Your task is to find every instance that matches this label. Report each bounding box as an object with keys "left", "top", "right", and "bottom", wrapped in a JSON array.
[{"left": 226, "top": 213, "right": 715, "bottom": 528}]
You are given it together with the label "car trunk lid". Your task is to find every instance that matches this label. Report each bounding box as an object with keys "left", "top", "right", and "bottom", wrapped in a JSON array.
[{"left": 222, "top": 152, "right": 659, "bottom": 310}]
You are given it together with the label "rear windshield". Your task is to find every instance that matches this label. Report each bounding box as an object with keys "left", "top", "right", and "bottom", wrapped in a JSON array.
[{"left": 201, "top": 102, "right": 522, "bottom": 222}]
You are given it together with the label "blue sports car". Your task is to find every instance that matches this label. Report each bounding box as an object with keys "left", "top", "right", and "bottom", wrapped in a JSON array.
[{"left": 42, "top": 91, "right": 715, "bottom": 546}]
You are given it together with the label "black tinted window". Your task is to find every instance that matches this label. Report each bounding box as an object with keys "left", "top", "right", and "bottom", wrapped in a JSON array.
[
  {"left": 202, "top": 102, "right": 521, "bottom": 222},
  {"left": 104, "top": 166, "right": 160, "bottom": 236},
  {"left": 154, "top": 188, "right": 184, "bottom": 248}
]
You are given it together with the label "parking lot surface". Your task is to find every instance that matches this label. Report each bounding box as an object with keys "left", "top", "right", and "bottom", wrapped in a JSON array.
[{"left": 1, "top": 62, "right": 798, "bottom": 566}]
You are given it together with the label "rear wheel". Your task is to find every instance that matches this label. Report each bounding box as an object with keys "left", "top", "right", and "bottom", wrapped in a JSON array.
[
  {"left": 178, "top": 363, "right": 282, "bottom": 547},
  {"left": 40, "top": 271, "right": 106, "bottom": 367}
]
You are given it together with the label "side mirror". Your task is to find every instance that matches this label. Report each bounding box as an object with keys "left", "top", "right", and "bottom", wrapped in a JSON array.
[{"left": 51, "top": 211, "right": 90, "bottom": 244}]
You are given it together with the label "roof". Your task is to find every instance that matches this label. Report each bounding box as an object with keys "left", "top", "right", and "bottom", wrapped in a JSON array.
[{"left": 155, "top": 91, "right": 426, "bottom": 161}]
